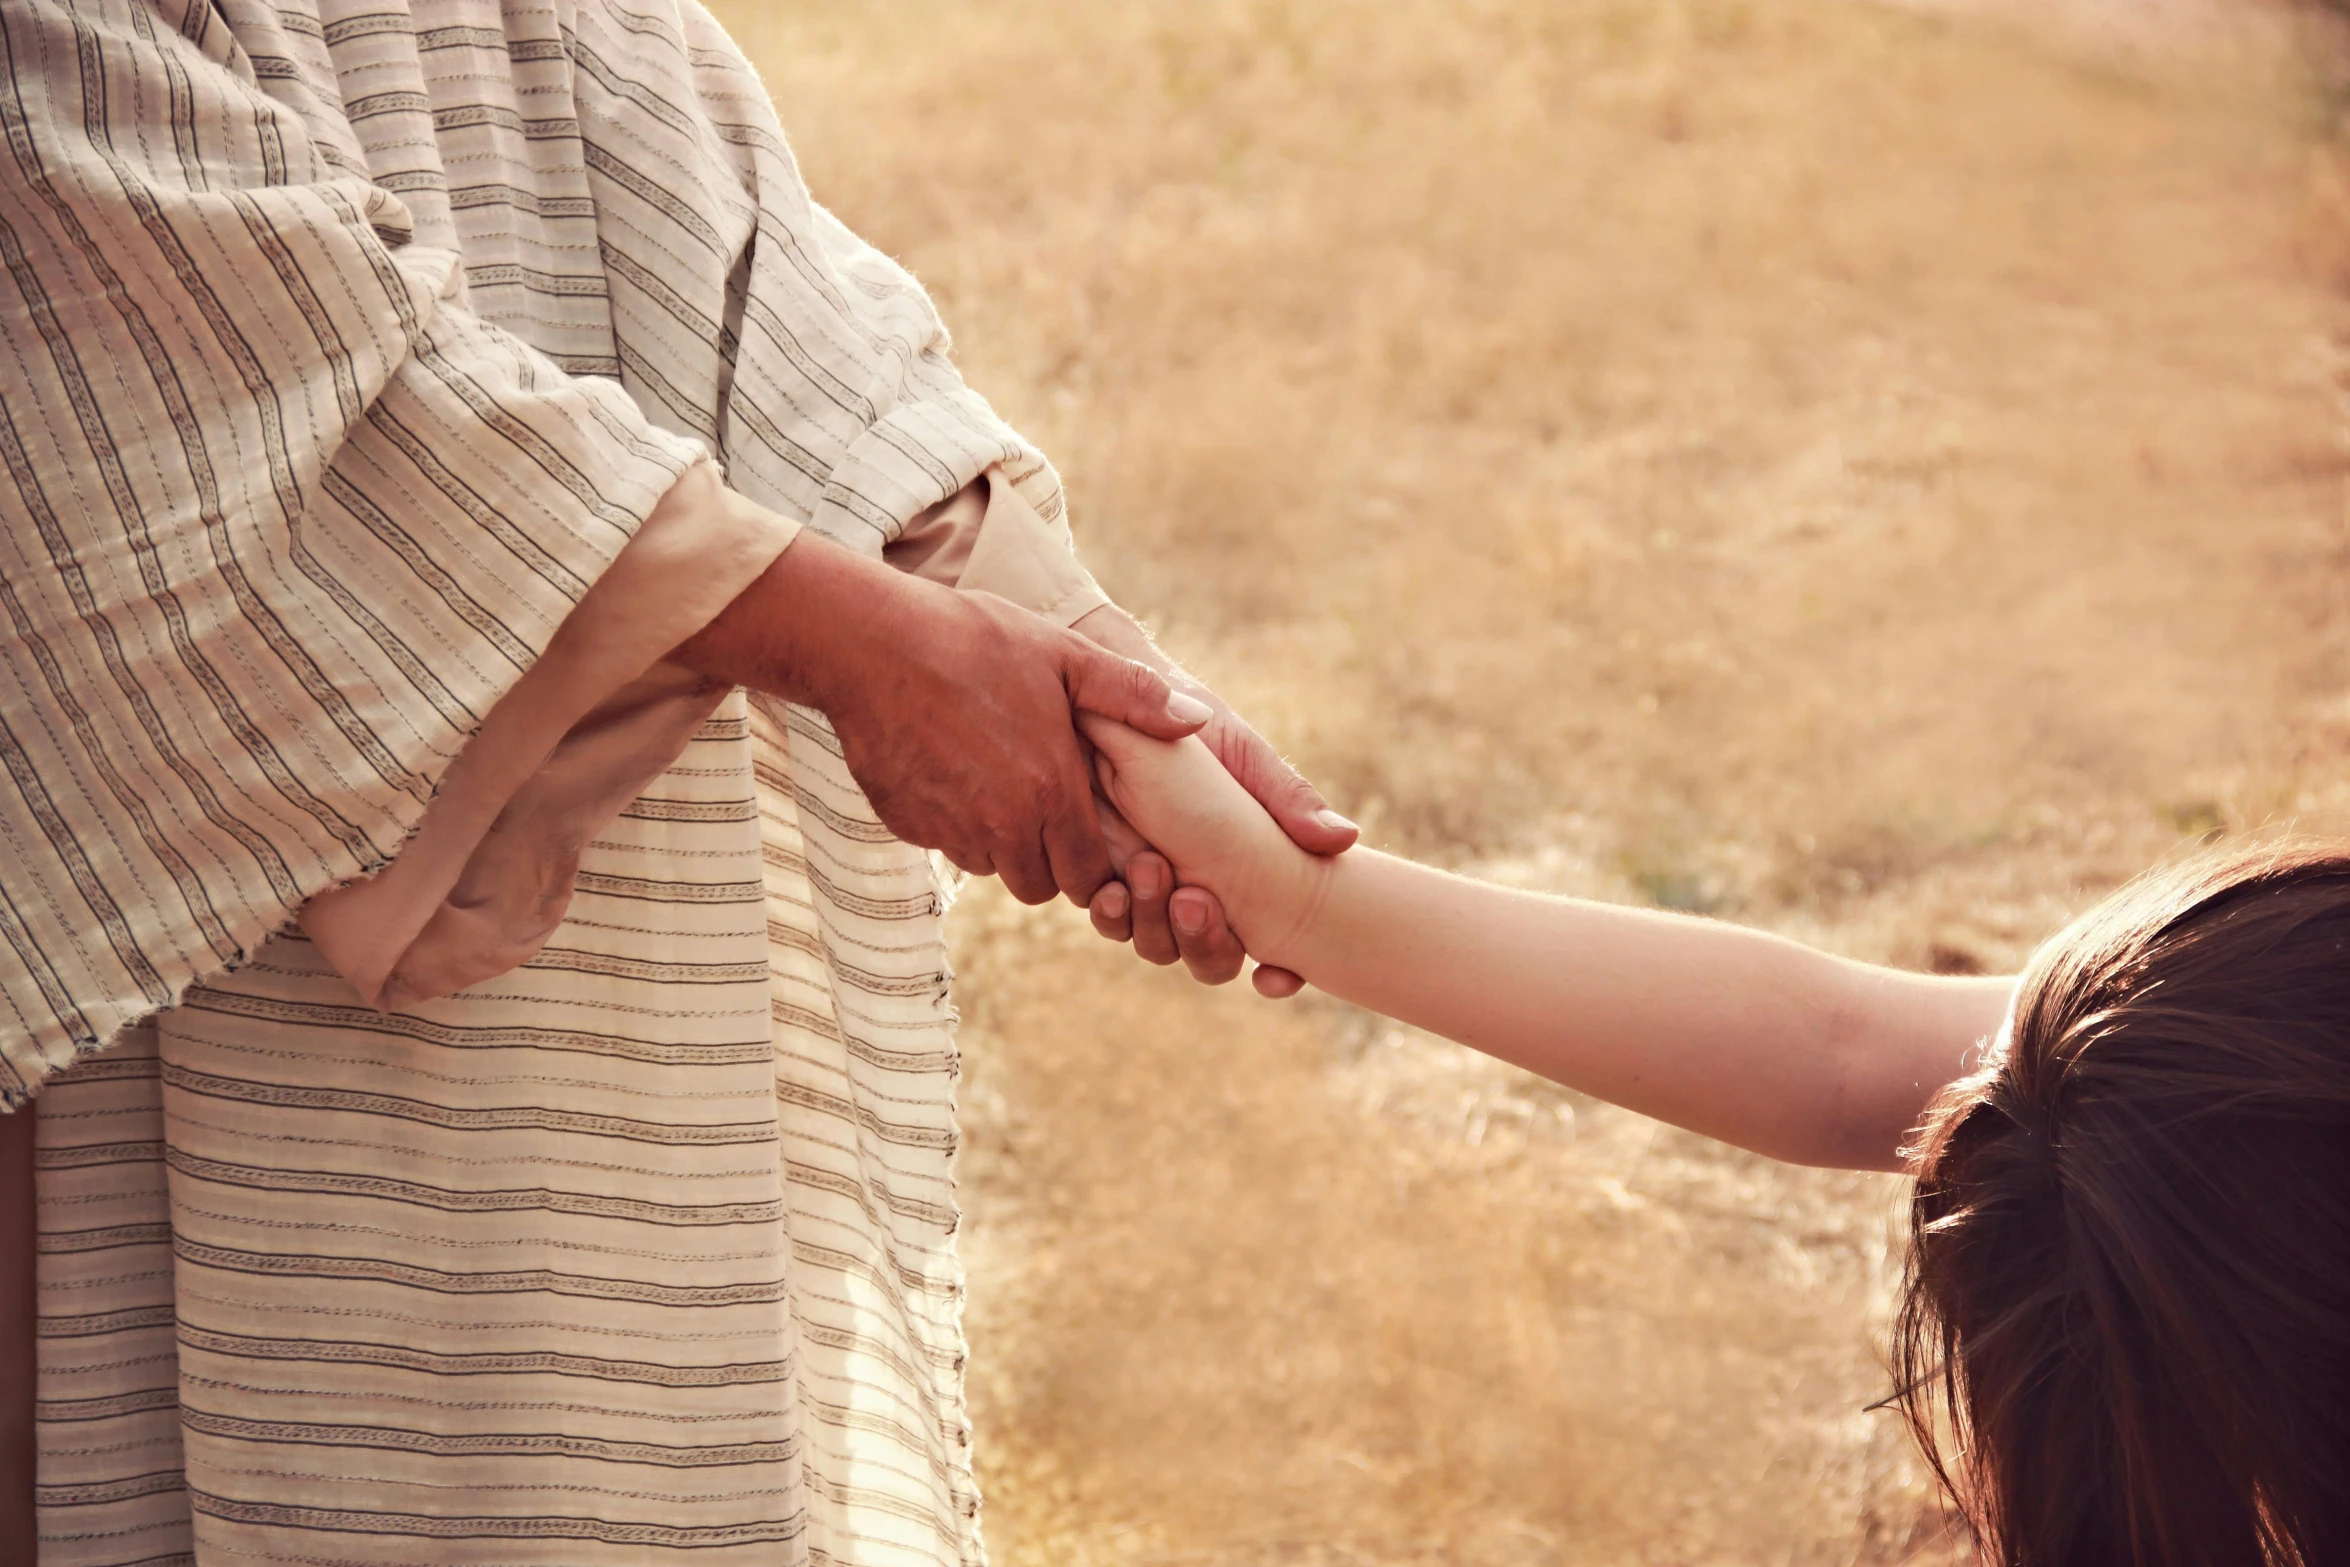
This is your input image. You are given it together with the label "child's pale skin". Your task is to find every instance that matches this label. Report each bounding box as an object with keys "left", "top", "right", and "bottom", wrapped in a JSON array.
[{"left": 1084, "top": 718, "right": 2016, "bottom": 1172}]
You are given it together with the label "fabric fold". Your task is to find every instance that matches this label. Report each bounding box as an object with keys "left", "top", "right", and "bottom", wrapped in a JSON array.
[
  {"left": 0, "top": 0, "right": 705, "bottom": 1102},
  {"left": 6, "top": 0, "right": 1087, "bottom": 1559},
  {"left": 892, "top": 465, "right": 1112, "bottom": 628},
  {"left": 299, "top": 461, "right": 796, "bottom": 1006},
  {"left": 959, "top": 467, "right": 1115, "bottom": 627},
  {"left": 321, "top": 458, "right": 1102, "bottom": 1011}
]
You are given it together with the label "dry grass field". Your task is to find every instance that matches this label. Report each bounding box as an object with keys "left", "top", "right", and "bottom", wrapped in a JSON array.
[{"left": 716, "top": 1, "right": 2350, "bottom": 1561}]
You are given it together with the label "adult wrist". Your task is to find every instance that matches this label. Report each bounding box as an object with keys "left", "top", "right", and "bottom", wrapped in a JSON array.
[
  {"left": 671, "top": 525, "right": 911, "bottom": 708},
  {"left": 758, "top": 535, "right": 890, "bottom": 712}
]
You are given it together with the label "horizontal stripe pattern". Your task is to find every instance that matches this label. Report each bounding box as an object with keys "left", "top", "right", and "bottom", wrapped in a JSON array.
[{"left": 12, "top": 0, "right": 1042, "bottom": 1561}]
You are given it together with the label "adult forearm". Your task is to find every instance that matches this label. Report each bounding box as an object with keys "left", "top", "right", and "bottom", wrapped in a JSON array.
[
  {"left": 666, "top": 484, "right": 1207, "bottom": 906},
  {"left": 1278, "top": 852, "right": 2011, "bottom": 1170},
  {"left": 669, "top": 517, "right": 912, "bottom": 711}
]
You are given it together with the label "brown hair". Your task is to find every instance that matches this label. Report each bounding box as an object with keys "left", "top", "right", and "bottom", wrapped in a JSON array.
[{"left": 1895, "top": 842, "right": 2350, "bottom": 1567}]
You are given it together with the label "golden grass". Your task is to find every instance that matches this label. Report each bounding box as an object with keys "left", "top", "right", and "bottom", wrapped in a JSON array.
[{"left": 719, "top": 0, "right": 2350, "bottom": 1559}]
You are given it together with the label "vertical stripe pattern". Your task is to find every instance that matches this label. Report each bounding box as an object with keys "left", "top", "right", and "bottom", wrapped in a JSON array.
[{"left": 7, "top": 1, "right": 1055, "bottom": 1561}]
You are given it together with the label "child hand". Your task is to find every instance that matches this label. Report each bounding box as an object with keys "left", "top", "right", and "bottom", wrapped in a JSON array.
[{"left": 1080, "top": 714, "right": 1330, "bottom": 968}]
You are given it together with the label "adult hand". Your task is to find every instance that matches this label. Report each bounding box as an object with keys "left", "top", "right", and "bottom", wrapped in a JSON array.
[
  {"left": 673, "top": 518, "right": 1210, "bottom": 907},
  {"left": 1072, "top": 604, "right": 1356, "bottom": 996}
]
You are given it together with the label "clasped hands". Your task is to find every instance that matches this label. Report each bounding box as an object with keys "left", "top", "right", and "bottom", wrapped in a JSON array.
[{"left": 669, "top": 507, "right": 1353, "bottom": 994}]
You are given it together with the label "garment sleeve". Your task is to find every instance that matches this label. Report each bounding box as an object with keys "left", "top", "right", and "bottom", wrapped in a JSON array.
[
  {"left": 547, "top": 0, "right": 1105, "bottom": 585},
  {"left": 323, "top": 448, "right": 1115, "bottom": 1011},
  {"left": 887, "top": 468, "right": 1112, "bottom": 627},
  {"left": 0, "top": 0, "right": 713, "bottom": 1099},
  {"left": 780, "top": 200, "right": 1072, "bottom": 547},
  {"left": 297, "top": 464, "right": 796, "bottom": 1008}
]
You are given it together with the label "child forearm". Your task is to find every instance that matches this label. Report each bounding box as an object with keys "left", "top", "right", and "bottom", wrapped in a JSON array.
[
  {"left": 1273, "top": 851, "right": 2013, "bottom": 1171},
  {"left": 1079, "top": 721, "right": 2014, "bottom": 1171}
]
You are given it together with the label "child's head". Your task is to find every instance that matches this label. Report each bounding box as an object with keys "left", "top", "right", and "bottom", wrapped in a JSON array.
[{"left": 1897, "top": 844, "right": 2350, "bottom": 1566}]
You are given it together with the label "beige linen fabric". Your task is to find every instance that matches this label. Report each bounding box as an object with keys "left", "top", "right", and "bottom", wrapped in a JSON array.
[
  {"left": 892, "top": 467, "right": 1111, "bottom": 630},
  {"left": 301, "top": 462, "right": 799, "bottom": 1008},
  {"left": 0, "top": 1, "right": 1092, "bottom": 1562},
  {"left": 312, "top": 463, "right": 1102, "bottom": 1010}
]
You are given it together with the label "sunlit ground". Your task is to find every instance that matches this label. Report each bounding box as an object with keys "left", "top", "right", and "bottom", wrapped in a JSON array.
[{"left": 719, "top": 0, "right": 2350, "bottom": 1559}]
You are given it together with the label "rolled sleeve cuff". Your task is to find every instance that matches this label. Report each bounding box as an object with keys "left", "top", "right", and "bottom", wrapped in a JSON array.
[{"left": 943, "top": 466, "right": 1112, "bottom": 628}]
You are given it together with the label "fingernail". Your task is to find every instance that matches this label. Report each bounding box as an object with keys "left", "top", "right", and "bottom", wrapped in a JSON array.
[
  {"left": 1130, "top": 861, "right": 1162, "bottom": 899},
  {"left": 1314, "top": 808, "right": 1358, "bottom": 834},
  {"left": 1166, "top": 692, "right": 1213, "bottom": 726},
  {"left": 1172, "top": 894, "right": 1207, "bottom": 935},
  {"left": 1099, "top": 884, "right": 1128, "bottom": 919}
]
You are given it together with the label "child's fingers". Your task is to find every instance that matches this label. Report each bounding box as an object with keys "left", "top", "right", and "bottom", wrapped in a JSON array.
[
  {"left": 1076, "top": 713, "right": 1156, "bottom": 825},
  {"left": 1089, "top": 747, "right": 1123, "bottom": 814},
  {"left": 1075, "top": 710, "right": 1149, "bottom": 760},
  {"left": 1093, "top": 790, "right": 1151, "bottom": 871}
]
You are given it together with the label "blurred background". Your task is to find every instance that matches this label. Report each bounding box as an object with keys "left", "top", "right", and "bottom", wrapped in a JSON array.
[{"left": 716, "top": 1, "right": 2350, "bottom": 1560}]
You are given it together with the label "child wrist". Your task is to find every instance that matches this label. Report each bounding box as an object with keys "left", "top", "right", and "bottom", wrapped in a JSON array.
[{"left": 1248, "top": 850, "right": 1337, "bottom": 972}]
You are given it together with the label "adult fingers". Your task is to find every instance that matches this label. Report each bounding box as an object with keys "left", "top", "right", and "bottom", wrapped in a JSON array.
[
  {"left": 1064, "top": 645, "right": 1211, "bottom": 741},
  {"left": 1211, "top": 717, "right": 1358, "bottom": 856},
  {"left": 1167, "top": 887, "right": 1245, "bottom": 986},
  {"left": 1093, "top": 789, "right": 1152, "bottom": 874},
  {"left": 1042, "top": 753, "right": 1116, "bottom": 907},
  {"left": 1251, "top": 964, "right": 1306, "bottom": 999},
  {"left": 1124, "top": 851, "right": 1180, "bottom": 966},
  {"left": 994, "top": 826, "right": 1059, "bottom": 907},
  {"left": 1090, "top": 880, "right": 1133, "bottom": 944}
]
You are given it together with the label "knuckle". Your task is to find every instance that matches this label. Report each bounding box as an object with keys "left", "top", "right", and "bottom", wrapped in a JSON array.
[{"left": 1123, "top": 659, "right": 1162, "bottom": 706}]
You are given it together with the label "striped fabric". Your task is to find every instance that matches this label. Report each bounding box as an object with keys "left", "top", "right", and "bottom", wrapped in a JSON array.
[{"left": 4, "top": 1, "right": 1064, "bottom": 1561}]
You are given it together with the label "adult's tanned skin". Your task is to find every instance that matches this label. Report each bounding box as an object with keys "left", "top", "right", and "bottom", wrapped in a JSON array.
[{"left": 670, "top": 477, "right": 1210, "bottom": 907}]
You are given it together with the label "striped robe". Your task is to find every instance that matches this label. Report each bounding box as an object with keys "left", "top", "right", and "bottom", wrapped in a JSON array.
[{"left": 1, "top": 0, "right": 1066, "bottom": 1560}]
